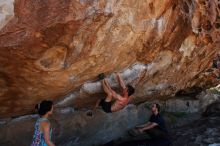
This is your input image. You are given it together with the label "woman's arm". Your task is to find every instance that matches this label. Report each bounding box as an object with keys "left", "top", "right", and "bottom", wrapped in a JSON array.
[{"left": 42, "top": 122, "right": 55, "bottom": 146}]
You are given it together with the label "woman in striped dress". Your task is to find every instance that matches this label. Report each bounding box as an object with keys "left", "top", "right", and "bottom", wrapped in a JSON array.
[{"left": 31, "top": 100, "right": 55, "bottom": 146}]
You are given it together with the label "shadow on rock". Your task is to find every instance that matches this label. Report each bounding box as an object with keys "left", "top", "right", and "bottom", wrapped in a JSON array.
[
  {"left": 102, "top": 138, "right": 172, "bottom": 146},
  {"left": 203, "top": 102, "right": 220, "bottom": 117}
]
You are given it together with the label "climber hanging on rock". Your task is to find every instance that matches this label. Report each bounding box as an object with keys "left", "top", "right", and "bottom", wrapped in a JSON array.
[{"left": 94, "top": 72, "right": 135, "bottom": 113}]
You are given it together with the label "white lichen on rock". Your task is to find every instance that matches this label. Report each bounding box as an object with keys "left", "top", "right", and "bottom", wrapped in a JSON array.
[{"left": 0, "top": 0, "right": 14, "bottom": 30}]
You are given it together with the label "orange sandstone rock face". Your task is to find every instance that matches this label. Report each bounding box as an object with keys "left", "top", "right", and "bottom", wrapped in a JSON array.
[{"left": 0, "top": 0, "right": 219, "bottom": 118}]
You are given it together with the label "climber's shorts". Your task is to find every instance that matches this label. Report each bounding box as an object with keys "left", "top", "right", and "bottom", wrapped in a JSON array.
[{"left": 99, "top": 99, "right": 112, "bottom": 113}]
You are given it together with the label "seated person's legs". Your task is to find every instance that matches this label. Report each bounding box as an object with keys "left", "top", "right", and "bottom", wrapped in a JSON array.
[
  {"left": 128, "top": 128, "right": 151, "bottom": 141},
  {"left": 145, "top": 127, "right": 167, "bottom": 139}
]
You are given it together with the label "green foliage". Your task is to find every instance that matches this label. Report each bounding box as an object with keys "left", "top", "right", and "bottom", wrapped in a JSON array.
[{"left": 208, "top": 88, "right": 220, "bottom": 94}]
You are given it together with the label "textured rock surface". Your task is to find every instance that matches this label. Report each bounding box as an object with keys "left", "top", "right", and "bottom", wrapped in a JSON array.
[
  {"left": 0, "top": 0, "right": 14, "bottom": 29},
  {"left": 1, "top": 92, "right": 219, "bottom": 146},
  {"left": 0, "top": 0, "right": 220, "bottom": 117},
  {"left": 0, "top": 103, "right": 150, "bottom": 146},
  {"left": 0, "top": 98, "right": 203, "bottom": 146},
  {"left": 171, "top": 116, "right": 220, "bottom": 146},
  {"left": 115, "top": 114, "right": 220, "bottom": 146}
]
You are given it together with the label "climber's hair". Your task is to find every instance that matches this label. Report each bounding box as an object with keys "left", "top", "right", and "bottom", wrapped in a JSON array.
[
  {"left": 154, "top": 103, "right": 160, "bottom": 112},
  {"left": 35, "top": 100, "right": 53, "bottom": 116},
  {"left": 126, "top": 84, "right": 135, "bottom": 96}
]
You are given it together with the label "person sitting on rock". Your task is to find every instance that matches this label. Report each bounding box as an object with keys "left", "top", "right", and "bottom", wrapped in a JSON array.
[
  {"left": 95, "top": 73, "right": 135, "bottom": 113},
  {"left": 130, "top": 103, "right": 168, "bottom": 140}
]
